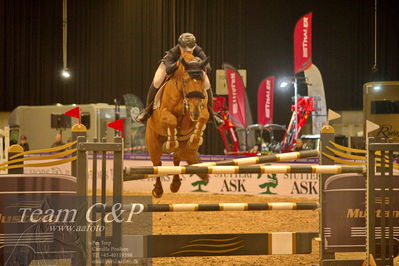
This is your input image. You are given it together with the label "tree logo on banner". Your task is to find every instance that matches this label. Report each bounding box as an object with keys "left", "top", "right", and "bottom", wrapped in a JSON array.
[
  {"left": 191, "top": 179, "right": 209, "bottom": 192},
  {"left": 258, "top": 173, "right": 279, "bottom": 195}
]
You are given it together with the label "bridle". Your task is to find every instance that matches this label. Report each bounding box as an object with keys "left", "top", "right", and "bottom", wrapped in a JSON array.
[{"left": 179, "top": 70, "right": 206, "bottom": 115}]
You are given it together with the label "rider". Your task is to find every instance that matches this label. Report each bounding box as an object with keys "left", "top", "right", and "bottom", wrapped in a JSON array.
[{"left": 136, "top": 32, "right": 223, "bottom": 125}]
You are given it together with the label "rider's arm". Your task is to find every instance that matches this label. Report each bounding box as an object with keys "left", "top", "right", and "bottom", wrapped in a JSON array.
[{"left": 163, "top": 46, "right": 181, "bottom": 74}]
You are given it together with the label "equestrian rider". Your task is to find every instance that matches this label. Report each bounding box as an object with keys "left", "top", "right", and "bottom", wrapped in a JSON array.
[{"left": 136, "top": 33, "right": 223, "bottom": 125}]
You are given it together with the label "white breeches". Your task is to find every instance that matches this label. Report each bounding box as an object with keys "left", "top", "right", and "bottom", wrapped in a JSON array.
[{"left": 153, "top": 62, "right": 210, "bottom": 90}]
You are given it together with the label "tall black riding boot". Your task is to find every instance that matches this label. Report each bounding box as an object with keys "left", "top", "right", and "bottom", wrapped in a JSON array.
[{"left": 136, "top": 84, "right": 159, "bottom": 123}]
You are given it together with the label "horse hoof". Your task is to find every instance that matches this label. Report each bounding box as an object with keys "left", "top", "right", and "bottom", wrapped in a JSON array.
[
  {"left": 197, "top": 173, "right": 209, "bottom": 182},
  {"left": 170, "top": 179, "right": 182, "bottom": 193},
  {"left": 152, "top": 184, "right": 164, "bottom": 198},
  {"left": 152, "top": 188, "right": 163, "bottom": 198}
]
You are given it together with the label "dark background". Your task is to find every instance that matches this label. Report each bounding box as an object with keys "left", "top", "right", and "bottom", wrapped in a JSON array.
[{"left": 1, "top": 0, "right": 398, "bottom": 153}]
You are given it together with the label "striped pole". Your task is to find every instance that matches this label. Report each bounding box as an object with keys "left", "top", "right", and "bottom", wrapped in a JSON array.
[
  {"left": 100, "top": 202, "right": 319, "bottom": 212},
  {"left": 124, "top": 150, "right": 319, "bottom": 180},
  {"left": 124, "top": 165, "right": 365, "bottom": 181},
  {"left": 195, "top": 150, "right": 319, "bottom": 166}
]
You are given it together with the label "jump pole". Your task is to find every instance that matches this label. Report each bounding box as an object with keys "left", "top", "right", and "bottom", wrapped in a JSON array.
[
  {"left": 124, "top": 164, "right": 365, "bottom": 181},
  {"left": 100, "top": 202, "right": 319, "bottom": 212},
  {"left": 124, "top": 150, "right": 319, "bottom": 180}
]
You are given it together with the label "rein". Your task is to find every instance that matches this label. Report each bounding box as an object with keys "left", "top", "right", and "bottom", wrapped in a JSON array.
[{"left": 179, "top": 71, "right": 206, "bottom": 116}]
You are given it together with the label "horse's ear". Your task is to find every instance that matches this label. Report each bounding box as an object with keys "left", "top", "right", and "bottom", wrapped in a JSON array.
[
  {"left": 199, "top": 57, "right": 209, "bottom": 69},
  {"left": 181, "top": 58, "right": 190, "bottom": 70}
]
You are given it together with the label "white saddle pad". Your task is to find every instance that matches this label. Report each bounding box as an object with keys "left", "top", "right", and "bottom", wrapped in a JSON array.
[{"left": 153, "top": 82, "right": 168, "bottom": 110}]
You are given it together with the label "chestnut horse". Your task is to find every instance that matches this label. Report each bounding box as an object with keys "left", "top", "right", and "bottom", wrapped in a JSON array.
[{"left": 145, "top": 53, "right": 210, "bottom": 198}]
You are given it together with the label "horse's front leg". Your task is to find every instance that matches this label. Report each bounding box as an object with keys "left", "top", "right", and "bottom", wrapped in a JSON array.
[
  {"left": 160, "top": 108, "right": 179, "bottom": 154},
  {"left": 188, "top": 112, "right": 209, "bottom": 151}
]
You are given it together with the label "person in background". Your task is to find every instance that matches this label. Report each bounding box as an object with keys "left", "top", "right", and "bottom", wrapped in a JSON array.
[
  {"left": 51, "top": 133, "right": 65, "bottom": 148},
  {"left": 19, "top": 135, "right": 30, "bottom": 151},
  {"left": 294, "top": 138, "right": 303, "bottom": 151}
]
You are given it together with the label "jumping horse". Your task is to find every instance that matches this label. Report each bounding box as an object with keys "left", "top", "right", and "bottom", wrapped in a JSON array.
[{"left": 145, "top": 53, "right": 210, "bottom": 198}]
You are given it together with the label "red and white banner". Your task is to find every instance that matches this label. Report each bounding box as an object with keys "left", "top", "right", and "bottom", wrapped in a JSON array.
[
  {"left": 224, "top": 64, "right": 246, "bottom": 128},
  {"left": 257, "top": 76, "right": 274, "bottom": 125},
  {"left": 294, "top": 12, "right": 312, "bottom": 73}
]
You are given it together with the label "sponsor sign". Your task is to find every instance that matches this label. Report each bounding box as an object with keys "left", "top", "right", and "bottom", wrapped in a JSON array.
[
  {"left": 294, "top": 12, "right": 312, "bottom": 73},
  {"left": 22, "top": 155, "right": 319, "bottom": 197},
  {"left": 323, "top": 173, "right": 399, "bottom": 252},
  {"left": 258, "top": 76, "right": 275, "bottom": 125},
  {"left": 224, "top": 64, "right": 247, "bottom": 128}
]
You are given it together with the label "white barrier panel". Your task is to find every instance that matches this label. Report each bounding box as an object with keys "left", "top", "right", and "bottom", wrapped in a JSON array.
[{"left": 22, "top": 157, "right": 319, "bottom": 197}]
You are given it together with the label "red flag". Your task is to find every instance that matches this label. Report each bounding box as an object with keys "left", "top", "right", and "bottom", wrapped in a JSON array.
[
  {"left": 224, "top": 64, "right": 246, "bottom": 128},
  {"left": 107, "top": 119, "right": 125, "bottom": 136},
  {"left": 257, "top": 76, "right": 274, "bottom": 125},
  {"left": 212, "top": 96, "right": 226, "bottom": 112},
  {"left": 294, "top": 12, "right": 312, "bottom": 73},
  {"left": 64, "top": 107, "right": 80, "bottom": 123}
]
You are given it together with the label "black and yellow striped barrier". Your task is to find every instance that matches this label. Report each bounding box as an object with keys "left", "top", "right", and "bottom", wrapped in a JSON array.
[
  {"left": 322, "top": 141, "right": 399, "bottom": 170},
  {"left": 9, "top": 141, "right": 77, "bottom": 159},
  {"left": 0, "top": 141, "right": 77, "bottom": 172},
  {"left": 125, "top": 150, "right": 320, "bottom": 180},
  {"left": 124, "top": 165, "right": 366, "bottom": 181},
  {"left": 100, "top": 202, "right": 319, "bottom": 212}
]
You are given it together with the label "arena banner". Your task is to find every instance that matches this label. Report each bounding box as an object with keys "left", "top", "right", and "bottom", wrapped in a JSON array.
[
  {"left": 323, "top": 173, "right": 399, "bottom": 252},
  {"left": 23, "top": 156, "right": 320, "bottom": 197},
  {"left": 257, "top": 76, "right": 275, "bottom": 125},
  {"left": 304, "top": 64, "right": 327, "bottom": 134},
  {"left": 294, "top": 12, "right": 312, "bottom": 73},
  {"left": 224, "top": 64, "right": 246, "bottom": 128}
]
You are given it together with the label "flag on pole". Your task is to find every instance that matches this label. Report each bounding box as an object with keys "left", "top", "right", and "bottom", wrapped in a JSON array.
[
  {"left": 107, "top": 119, "right": 125, "bottom": 137},
  {"left": 366, "top": 120, "right": 380, "bottom": 134},
  {"left": 294, "top": 12, "right": 313, "bottom": 73},
  {"left": 257, "top": 76, "right": 274, "bottom": 125},
  {"left": 328, "top": 109, "right": 341, "bottom": 122},
  {"left": 224, "top": 64, "right": 247, "bottom": 128},
  {"left": 64, "top": 107, "right": 81, "bottom": 124}
]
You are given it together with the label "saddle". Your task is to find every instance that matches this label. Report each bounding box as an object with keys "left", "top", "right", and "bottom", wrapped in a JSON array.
[{"left": 153, "top": 82, "right": 168, "bottom": 110}]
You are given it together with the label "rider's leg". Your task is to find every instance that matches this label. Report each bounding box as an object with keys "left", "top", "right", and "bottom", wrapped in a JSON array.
[
  {"left": 204, "top": 74, "right": 224, "bottom": 126},
  {"left": 136, "top": 63, "right": 166, "bottom": 123}
]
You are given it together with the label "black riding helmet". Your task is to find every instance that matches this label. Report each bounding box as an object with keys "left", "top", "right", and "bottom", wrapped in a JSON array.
[{"left": 178, "top": 33, "right": 196, "bottom": 51}]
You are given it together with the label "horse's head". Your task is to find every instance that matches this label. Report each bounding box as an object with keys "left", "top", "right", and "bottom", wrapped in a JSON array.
[{"left": 178, "top": 55, "right": 209, "bottom": 122}]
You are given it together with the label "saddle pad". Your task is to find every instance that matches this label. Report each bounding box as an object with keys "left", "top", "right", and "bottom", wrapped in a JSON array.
[{"left": 153, "top": 82, "right": 168, "bottom": 110}]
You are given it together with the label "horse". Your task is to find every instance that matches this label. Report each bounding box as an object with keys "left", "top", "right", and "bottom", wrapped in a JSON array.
[{"left": 145, "top": 53, "right": 210, "bottom": 198}]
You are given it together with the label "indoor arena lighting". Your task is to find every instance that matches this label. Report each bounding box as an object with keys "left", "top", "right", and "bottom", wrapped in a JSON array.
[
  {"left": 61, "top": 0, "right": 72, "bottom": 79},
  {"left": 280, "top": 81, "right": 289, "bottom": 88},
  {"left": 373, "top": 85, "right": 381, "bottom": 91},
  {"left": 61, "top": 69, "right": 71, "bottom": 78}
]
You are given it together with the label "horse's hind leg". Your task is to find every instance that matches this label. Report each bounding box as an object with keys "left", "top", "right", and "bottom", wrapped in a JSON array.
[{"left": 170, "top": 158, "right": 182, "bottom": 193}]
